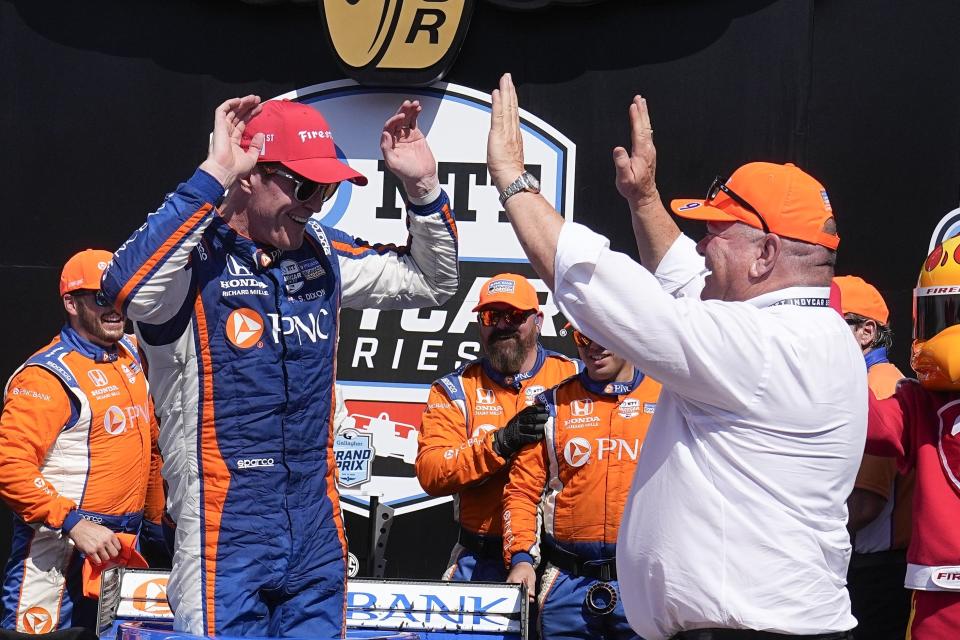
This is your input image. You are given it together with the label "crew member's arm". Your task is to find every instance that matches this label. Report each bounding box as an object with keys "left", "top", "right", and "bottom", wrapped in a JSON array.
[
  {"left": 503, "top": 428, "right": 550, "bottom": 600},
  {"left": 101, "top": 96, "right": 265, "bottom": 321},
  {"left": 415, "top": 383, "right": 507, "bottom": 496},
  {"left": 0, "top": 368, "right": 78, "bottom": 528},
  {"left": 339, "top": 100, "right": 458, "bottom": 310},
  {"left": 503, "top": 440, "right": 548, "bottom": 568},
  {"left": 0, "top": 368, "right": 121, "bottom": 562}
]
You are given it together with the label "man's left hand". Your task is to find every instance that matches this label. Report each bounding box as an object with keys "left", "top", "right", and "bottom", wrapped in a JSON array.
[
  {"left": 380, "top": 100, "right": 439, "bottom": 200},
  {"left": 487, "top": 73, "right": 527, "bottom": 193}
]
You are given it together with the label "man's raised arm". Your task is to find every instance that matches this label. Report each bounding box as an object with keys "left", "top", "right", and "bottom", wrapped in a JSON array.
[
  {"left": 613, "top": 96, "right": 681, "bottom": 271},
  {"left": 101, "top": 96, "right": 264, "bottom": 322},
  {"left": 486, "top": 74, "right": 564, "bottom": 285},
  {"left": 486, "top": 74, "right": 684, "bottom": 286}
]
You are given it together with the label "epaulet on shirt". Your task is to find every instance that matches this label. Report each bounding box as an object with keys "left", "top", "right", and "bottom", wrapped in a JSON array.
[
  {"left": 20, "top": 342, "right": 78, "bottom": 389},
  {"left": 12, "top": 343, "right": 83, "bottom": 427},
  {"left": 543, "top": 349, "right": 583, "bottom": 373},
  {"left": 553, "top": 371, "right": 583, "bottom": 392},
  {"left": 432, "top": 360, "right": 479, "bottom": 404},
  {"left": 535, "top": 372, "right": 581, "bottom": 408},
  {"left": 119, "top": 334, "right": 140, "bottom": 364},
  {"left": 304, "top": 219, "right": 334, "bottom": 256}
]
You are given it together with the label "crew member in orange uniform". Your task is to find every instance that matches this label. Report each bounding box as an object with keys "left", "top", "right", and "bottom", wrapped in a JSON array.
[
  {"left": 867, "top": 236, "right": 960, "bottom": 640},
  {"left": 416, "top": 273, "right": 580, "bottom": 581},
  {"left": 0, "top": 250, "right": 163, "bottom": 633},
  {"left": 503, "top": 329, "right": 660, "bottom": 640}
]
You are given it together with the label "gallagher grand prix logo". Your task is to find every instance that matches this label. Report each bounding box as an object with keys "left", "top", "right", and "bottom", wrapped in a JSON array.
[{"left": 238, "top": 0, "right": 607, "bottom": 85}]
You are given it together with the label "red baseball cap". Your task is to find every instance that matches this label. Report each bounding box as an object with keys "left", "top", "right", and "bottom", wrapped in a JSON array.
[
  {"left": 833, "top": 275, "right": 890, "bottom": 324},
  {"left": 60, "top": 249, "right": 113, "bottom": 296},
  {"left": 472, "top": 274, "right": 540, "bottom": 312},
  {"left": 671, "top": 162, "right": 839, "bottom": 250},
  {"left": 241, "top": 100, "right": 368, "bottom": 186}
]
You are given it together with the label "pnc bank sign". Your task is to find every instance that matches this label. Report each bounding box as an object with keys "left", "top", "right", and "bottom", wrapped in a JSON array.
[{"left": 310, "top": 0, "right": 609, "bottom": 85}]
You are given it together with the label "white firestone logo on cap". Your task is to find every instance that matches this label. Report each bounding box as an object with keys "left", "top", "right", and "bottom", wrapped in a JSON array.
[{"left": 299, "top": 130, "right": 332, "bottom": 142}]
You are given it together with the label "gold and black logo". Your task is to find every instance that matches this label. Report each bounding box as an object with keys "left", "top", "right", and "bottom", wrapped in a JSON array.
[{"left": 320, "top": 0, "right": 475, "bottom": 86}]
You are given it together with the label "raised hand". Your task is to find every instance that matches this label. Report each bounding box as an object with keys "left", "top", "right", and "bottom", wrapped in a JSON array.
[
  {"left": 487, "top": 73, "right": 527, "bottom": 192},
  {"left": 613, "top": 96, "right": 659, "bottom": 208},
  {"left": 199, "top": 95, "right": 264, "bottom": 190},
  {"left": 380, "top": 100, "right": 439, "bottom": 200}
]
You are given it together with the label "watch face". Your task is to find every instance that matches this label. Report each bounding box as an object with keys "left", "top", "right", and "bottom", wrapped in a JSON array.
[{"left": 500, "top": 172, "right": 541, "bottom": 204}]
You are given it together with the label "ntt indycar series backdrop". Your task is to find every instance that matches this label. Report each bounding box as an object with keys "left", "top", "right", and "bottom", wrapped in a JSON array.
[
  {"left": 0, "top": 0, "right": 959, "bottom": 583},
  {"left": 293, "top": 80, "right": 576, "bottom": 517}
]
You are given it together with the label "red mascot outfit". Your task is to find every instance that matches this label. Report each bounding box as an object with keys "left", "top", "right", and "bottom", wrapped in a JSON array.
[{"left": 868, "top": 235, "right": 960, "bottom": 639}]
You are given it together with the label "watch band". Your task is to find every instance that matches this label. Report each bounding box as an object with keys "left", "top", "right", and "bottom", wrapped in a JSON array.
[{"left": 499, "top": 171, "right": 539, "bottom": 206}]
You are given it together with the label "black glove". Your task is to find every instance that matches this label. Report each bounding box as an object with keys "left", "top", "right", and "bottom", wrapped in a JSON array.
[{"left": 493, "top": 403, "right": 549, "bottom": 458}]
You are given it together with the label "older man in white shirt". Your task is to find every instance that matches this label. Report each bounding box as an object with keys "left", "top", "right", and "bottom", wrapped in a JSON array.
[{"left": 485, "top": 74, "right": 865, "bottom": 640}]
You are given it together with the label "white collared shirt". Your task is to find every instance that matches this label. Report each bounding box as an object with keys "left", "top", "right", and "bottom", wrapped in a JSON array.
[{"left": 553, "top": 224, "right": 866, "bottom": 639}]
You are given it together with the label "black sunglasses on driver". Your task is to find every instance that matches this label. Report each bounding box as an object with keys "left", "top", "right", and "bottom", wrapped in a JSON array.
[{"left": 262, "top": 164, "right": 339, "bottom": 203}]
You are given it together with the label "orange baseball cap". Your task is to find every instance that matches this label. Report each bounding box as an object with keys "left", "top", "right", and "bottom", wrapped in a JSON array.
[
  {"left": 671, "top": 162, "right": 840, "bottom": 250},
  {"left": 472, "top": 274, "right": 539, "bottom": 312},
  {"left": 833, "top": 275, "right": 889, "bottom": 324},
  {"left": 60, "top": 249, "right": 114, "bottom": 296}
]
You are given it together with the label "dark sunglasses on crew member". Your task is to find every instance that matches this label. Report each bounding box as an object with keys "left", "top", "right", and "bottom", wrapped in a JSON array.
[
  {"left": 477, "top": 309, "right": 536, "bottom": 327},
  {"left": 262, "top": 164, "right": 340, "bottom": 203},
  {"left": 705, "top": 175, "right": 771, "bottom": 234},
  {"left": 72, "top": 290, "right": 111, "bottom": 308},
  {"left": 571, "top": 330, "right": 596, "bottom": 348}
]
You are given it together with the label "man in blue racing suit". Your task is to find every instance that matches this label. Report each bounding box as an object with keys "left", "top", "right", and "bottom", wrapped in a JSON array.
[{"left": 101, "top": 96, "right": 459, "bottom": 637}]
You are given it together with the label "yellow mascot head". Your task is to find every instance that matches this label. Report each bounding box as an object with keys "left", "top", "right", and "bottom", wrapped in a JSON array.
[{"left": 913, "top": 235, "right": 960, "bottom": 390}]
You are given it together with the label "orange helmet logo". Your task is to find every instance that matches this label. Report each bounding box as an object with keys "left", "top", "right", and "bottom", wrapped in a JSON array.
[
  {"left": 132, "top": 578, "right": 172, "bottom": 616},
  {"left": 22, "top": 607, "right": 53, "bottom": 634},
  {"left": 226, "top": 309, "right": 264, "bottom": 349}
]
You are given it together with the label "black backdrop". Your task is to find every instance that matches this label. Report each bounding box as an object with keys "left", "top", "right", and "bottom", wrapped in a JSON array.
[{"left": 0, "top": 0, "right": 958, "bottom": 579}]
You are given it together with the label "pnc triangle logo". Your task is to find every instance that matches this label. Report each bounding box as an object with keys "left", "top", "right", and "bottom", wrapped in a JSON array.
[
  {"left": 226, "top": 308, "right": 265, "bottom": 349},
  {"left": 563, "top": 437, "right": 591, "bottom": 468},
  {"left": 103, "top": 405, "right": 127, "bottom": 435},
  {"left": 22, "top": 606, "right": 53, "bottom": 634},
  {"left": 132, "top": 578, "right": 172, "bottom": 615}
]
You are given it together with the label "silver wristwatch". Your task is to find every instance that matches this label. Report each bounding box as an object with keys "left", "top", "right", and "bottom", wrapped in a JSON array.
[{"left": 499, "top": 171, "right": 541, "bottom": 205}]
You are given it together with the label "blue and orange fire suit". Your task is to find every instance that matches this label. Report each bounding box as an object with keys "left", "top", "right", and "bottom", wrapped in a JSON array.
[
  {"left": 0, "top": 327, "right": 163, "bottom": 632},
  {"left": 503, "top": 369, "right": 660, "bottom": 640},
  {"left": 416, "top": 346, "right": 580, "bottom": 582},
  {"left": 100, "top": 169, "right": 458, "bottom": 637}
]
